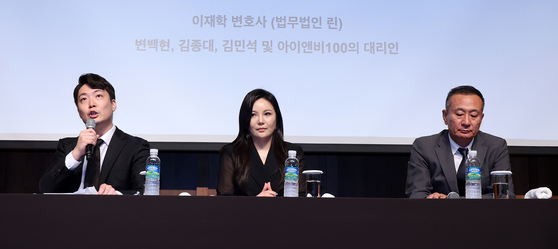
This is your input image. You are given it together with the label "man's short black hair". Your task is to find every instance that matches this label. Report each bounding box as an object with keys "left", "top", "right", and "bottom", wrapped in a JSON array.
[
  {"left": 445, "top": 85, "right": 484, "bottom": 111},
  {"left": 73, "top": 73, "right": 116, "bottom": 106}
]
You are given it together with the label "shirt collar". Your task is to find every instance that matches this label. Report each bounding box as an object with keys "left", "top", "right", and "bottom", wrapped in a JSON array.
[
  {"left": 99, "top": 125, "right": 116, "bottom": 146},
  {"left": 448, "top": 133, "right": 474, "bottom": 155}
]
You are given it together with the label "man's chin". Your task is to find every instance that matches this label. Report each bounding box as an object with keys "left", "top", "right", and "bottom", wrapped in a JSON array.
[
  {"left": 450, "top": 133, "right": 475, "bottom": 145},
  {"left": 456, "top": 133, "right": 474, "bottom": 139}
]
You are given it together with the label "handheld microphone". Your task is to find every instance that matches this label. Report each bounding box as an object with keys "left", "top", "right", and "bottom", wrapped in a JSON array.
[
  {"left": 447, "top": 192, "right": 460, "bottom": 199},
  {"left": 85, "top": 119, "right": 96, "bottom": 160}
]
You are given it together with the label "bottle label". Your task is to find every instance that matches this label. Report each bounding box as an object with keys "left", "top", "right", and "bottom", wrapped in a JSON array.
[
  {"left": 285, "top": 166, "right": 298, "bottom": 181},
  {"left": 146, "top": 165, "right": 160, "bottom": 179},
  {"left": 467, "top": 167, "right": 481, "bottom": 180}
]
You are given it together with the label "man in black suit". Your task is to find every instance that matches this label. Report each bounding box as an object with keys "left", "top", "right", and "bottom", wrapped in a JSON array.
[
  {"left": 40, "top": 73, "right": 149, "bottom": 195},
  {"left": 406, "top": 85, "right": 514, "bottom": 199}
]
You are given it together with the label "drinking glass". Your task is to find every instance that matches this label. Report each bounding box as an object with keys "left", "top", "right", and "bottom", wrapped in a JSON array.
[{"left": 302, "top": 170, "right": 323, "bottom": 198}]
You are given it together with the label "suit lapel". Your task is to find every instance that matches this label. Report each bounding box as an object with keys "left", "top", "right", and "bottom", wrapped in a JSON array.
[
  {"left": 248, "top": 142, "right": 266, "bottom": 189},
  {"left": 472, "top": 131, "right": 487, "bottom": 167},
  {"left": 435, "top": 131, "right": 459, "bottom": 192},
  {"left": 99, "top": 128, "right": 127, "bottom": 185}
]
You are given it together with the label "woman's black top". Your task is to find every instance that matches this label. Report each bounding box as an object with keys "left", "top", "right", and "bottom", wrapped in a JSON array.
[{"left": 218, "top": 141, "right": 305, "bottom": 196}]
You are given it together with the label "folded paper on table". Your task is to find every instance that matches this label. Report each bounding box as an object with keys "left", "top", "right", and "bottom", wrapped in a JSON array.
[{"left": 44, "top": 186, "right": 98, "bottom": 195}]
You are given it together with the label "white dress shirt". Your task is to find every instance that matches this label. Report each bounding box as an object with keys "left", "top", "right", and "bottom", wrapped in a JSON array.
[{"left": 448, "top": 133, "right": 474, "bottom": 173}]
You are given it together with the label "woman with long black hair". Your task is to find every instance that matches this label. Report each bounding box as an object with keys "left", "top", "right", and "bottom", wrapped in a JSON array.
[{"left": 217, "top": 89, "right": 305, "bottom": 196}]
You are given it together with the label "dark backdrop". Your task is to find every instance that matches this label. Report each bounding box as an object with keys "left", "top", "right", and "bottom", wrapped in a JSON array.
[{"left": 1, "top": 141, "right": 557, "bottom": 197}]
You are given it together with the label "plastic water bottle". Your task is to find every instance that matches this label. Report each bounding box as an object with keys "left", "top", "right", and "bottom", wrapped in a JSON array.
[
  {"left": 144, "top": 149, "right": 161, "bottom": 195},
  {"left": 284, "top": 150, "right": 299, "bottom": 197},
  {"left": 465, "top": 150, "right": 482, "bottom": 199}
]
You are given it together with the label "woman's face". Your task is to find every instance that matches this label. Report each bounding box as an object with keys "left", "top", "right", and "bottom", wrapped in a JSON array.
[{"left": 249, "top": 98, "right": 277, "bottom": 141}]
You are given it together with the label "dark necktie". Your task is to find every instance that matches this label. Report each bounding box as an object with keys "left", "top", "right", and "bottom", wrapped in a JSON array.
[
  {"left": 84, "top": 139, "right": 103, "bottom": 189},
  {"left": 456, "top": 148, "right": 468, "bottom": 195}
]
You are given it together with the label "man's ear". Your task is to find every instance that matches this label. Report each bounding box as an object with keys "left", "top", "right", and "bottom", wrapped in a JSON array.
[{"left": 112, "top": 99, "right": 117, "bottom": 112}]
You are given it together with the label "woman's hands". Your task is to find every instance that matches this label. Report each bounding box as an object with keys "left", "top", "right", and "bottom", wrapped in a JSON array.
[{"left": 257, "top": 182, "right": 277, "bottom": 197}]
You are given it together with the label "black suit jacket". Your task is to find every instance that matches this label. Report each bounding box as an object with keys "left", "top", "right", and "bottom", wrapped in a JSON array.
[
  {"left": 406, "top": 130, "right": 515, "bottom": 198},
  {"left": 40, "top": 127, "right": 150, "bottom": 195},
  {"left": 218, "top": 141, "right": 305, "bottom": 196}
]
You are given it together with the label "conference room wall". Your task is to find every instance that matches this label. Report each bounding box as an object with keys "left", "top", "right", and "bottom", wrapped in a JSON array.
[{"left": 1, "top": 142, "right": 557, "bottom": 196}]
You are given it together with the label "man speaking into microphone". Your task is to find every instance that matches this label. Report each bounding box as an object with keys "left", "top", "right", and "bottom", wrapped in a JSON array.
[{"left": 40, "top": 73, "right": 150, "bottom": 195}]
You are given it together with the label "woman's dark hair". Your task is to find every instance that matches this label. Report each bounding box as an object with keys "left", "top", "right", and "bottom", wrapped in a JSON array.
[{"left": 223, "top": 89, "right": 288, "bottom": 193}]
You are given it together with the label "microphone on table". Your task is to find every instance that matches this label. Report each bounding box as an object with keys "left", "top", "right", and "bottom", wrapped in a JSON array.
[
  {"left": 447, "top": 192, "right": 460, "bottom": 199},
  {"left": 85, "top": 118, "right": 96, "bottom": 160}
]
